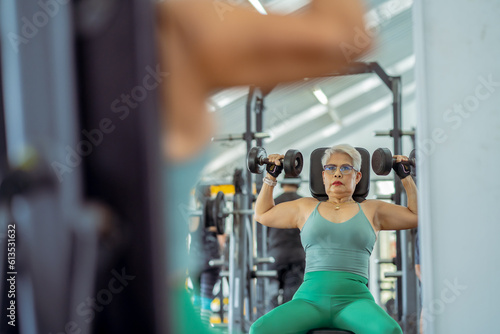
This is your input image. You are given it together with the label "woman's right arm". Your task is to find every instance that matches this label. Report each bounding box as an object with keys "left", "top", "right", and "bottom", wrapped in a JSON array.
[
  {"left": 254, "top": 153, "right": 307, "bottom": 229},
  {"left": 254, "top": 178, "right": 304, "bottom": 229}
]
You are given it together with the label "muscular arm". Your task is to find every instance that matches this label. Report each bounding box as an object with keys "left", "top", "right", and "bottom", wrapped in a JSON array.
[
  {"left": 254, "top": 175, "right": 307, "bottom": 229},
  {"left": 373, "top": 176, "right": 418, "bottom": 231}
]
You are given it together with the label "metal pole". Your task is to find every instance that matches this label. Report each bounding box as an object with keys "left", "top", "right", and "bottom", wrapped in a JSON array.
[
  {"left": 228, "top": 193, "right": 246, "bottom": 333},
  {"left": 391, "top": 76, "right": 418, "bottom": 333},
  {"left": 391, "top": 75, "right": 404, "bottom": 326},
  {"left": 254, "top": 91, "right": 268, "bottom": 317},
  {"left": 244, "top": 88, "right": 256, "bottom": 327}
]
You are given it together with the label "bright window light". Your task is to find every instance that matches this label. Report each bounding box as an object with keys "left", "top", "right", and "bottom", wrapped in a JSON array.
[{"left": 376, "top": 181, "right": 395, "bottom": 195}]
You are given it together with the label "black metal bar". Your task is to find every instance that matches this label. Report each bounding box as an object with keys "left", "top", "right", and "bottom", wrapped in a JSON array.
[
  {"left": 255, "top": 91, "right": 265, "bottom": 193},
  {"left": 390, "top": 75, "right": 403, "bottom": 325},
  {"left": 244, "top": 87, "right": 255, "bottom": 328},
  {"left": 374, "top": 130, "right": 415, "bottom": 137},
  {"left": 315, "top": 62, "right": 392, "bottom": 88},
  {"left": 212, "top": 132, "right": 270, "bottom": 142},
  {"left": 392, "top": 76, "right": 418, "bottom": 334},
  {"left": 254, "top": 89, "right": 268, "bottom": 317},
  {"left": 315, "top": 62, "right": 373, "bottom": 77},
  {"left": 370, "top": 62, "right": 394, "bottom": 90},
  {"left": 392, "top": 76, "right": 403, "bottom": 158},
  {"left": 229, "top": 192, "right": 248, "bottom": 333},
  {"left": 245, "top": 87, "right": 255, "bottom": 195}
]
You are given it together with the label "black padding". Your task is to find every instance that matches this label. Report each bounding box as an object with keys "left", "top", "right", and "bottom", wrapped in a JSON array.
[
  {"left": 309, "top": 147, "right": 370, "bottom": 203},
  {"left": 307, "top": 330, "right": 354, "bottom": 334}
]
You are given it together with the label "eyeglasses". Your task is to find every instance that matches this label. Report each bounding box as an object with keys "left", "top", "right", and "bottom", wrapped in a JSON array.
[{"left": 323, "top": 164, "right": 358, "bottom": 175}]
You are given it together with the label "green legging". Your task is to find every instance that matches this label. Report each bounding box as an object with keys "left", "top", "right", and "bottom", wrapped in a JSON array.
[{"left": 250, "top": 271, "right": 402, "bottom": 334}]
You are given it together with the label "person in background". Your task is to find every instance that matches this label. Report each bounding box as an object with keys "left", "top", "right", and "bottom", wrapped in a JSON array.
[
  {"left": 266, "top": 176, "right": 305, "bottom": 312},
  {"left": 188, "top": 184, "right": 226, "bottom": 327}
]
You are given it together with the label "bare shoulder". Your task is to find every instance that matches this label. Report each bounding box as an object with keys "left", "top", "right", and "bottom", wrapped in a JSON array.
[
  {"left": 360, "top": 199, "right": 385, "bottom": 214},
  {"left": 294, "top": 197, "right": 320, "bottom": 230},
  {"left": 361, "top": 199, "right": 382, "bottom": 209},
  {"left": 296, "top": 197, "right": 320, "bottom": 209},
  {"left": 278, "top": 197, "right": 318, "bottom": 210},
  {"left": 360, "top": 199, "right": 382, "bottom": 229}
]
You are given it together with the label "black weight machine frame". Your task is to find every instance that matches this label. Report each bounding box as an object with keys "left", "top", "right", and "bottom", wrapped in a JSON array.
[
  {"left": 317, "top": 62, "right": 418, "bottom": 333},
  {"left": 218, "top": 86, "right": 275, "bottom": 333}
]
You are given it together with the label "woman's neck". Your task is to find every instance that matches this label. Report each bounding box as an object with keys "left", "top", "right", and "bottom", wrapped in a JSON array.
[{"left": 327, "top": 197, "right": 354, "bottom": 205}]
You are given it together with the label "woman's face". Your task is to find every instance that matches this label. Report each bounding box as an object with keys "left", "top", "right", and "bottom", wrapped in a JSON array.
[{"left": 322, "top": 152, "right": 362, "bottom": 198}]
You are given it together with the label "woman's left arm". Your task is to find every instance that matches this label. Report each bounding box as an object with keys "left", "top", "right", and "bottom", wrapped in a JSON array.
[{"left": 373, "top": 176, "right": 418, "bottom": 231}]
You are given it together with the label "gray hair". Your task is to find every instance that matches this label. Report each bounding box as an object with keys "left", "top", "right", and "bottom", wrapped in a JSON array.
[{"left": 321, "top": 144, "right": 362, "bottom": 171}]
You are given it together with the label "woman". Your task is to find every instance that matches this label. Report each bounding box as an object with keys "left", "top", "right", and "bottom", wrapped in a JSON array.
[{"left": 250, "top": 144, "right": 418, "bottom": 334}]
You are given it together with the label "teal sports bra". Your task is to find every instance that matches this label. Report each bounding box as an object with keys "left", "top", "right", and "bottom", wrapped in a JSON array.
[{"left": 300, "top": 202, "right": 376, "bottom": 279}]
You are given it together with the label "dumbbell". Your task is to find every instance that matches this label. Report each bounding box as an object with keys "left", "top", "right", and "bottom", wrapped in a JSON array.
[
  {"left": 371, "top": 148, "right": 416, "bottom": 176},
  {"left": 202, "top": 191, "right": 254, "bottom": 234},
  {"left": 203, "top": 192, "right": 226, "bottom": 235},
  {"left": 247, "top": 147, "right": 303, "bottom": 177}
]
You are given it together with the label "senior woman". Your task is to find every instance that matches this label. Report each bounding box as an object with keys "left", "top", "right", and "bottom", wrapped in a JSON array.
[{"left": 250, "top": 144, "right": 417, "bottom": 334}]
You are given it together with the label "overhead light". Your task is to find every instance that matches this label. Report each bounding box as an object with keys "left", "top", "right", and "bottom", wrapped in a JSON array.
[
  {"left": 312, "top": 87, "right": 329, "bottom": 105},
  {"left": 248, "top": 0, "right": 267, "bottom": 15},
  {"left": 210, "top": 86, "right": 249, "bottom": 109},
  {"left": 293, "top": 81, "right": 417, "bottom": 150}
]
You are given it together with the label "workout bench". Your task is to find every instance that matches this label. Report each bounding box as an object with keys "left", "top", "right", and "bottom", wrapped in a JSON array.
[{"left": 306, "top": 147, "right": 370, "bottom": 334}]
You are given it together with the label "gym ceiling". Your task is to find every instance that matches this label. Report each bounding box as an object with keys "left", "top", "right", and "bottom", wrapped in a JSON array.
[{"left": 201, "top": 0, "right": 416, "bottom": 185}]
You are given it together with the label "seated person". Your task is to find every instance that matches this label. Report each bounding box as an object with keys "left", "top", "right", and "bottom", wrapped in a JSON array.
[
  {"left": 266, "top": 176, "right": 305, "bottom": 312},
  {"left": 250, "top": 144, "right": 417, "bottom": 334}
]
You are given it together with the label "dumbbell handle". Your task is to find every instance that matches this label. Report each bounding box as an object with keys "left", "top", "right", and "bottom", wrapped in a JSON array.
[
  {"left": 392, "top": 157, "right": 416, "bottom": 167},
  {"left": 258, "top": 157, "right": 283, "bottom": 167}
]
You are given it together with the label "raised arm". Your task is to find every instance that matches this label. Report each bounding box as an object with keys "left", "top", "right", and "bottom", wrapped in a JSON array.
[
  {"left": 254, "top": 181, "right": 305, "bottom": 229},
  {"left": 372, "top": 156, "right": 418, "bottom": 231},
  {"left": 254, "top": 154, "right": 308, "bottom": 229}
]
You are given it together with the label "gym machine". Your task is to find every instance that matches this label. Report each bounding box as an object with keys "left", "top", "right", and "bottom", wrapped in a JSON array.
[
  {"left": 0, "top": 1, "right": 167, "bottom": 333},
  {"left": 206, "top": 87, "right": 280, "bottom": 333}
]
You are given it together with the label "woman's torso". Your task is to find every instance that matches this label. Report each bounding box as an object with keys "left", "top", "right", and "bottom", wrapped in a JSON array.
[
  {"left": 298, "top": 200, "right": 377, "bottom": 278},
  {"left": 296, "top": 198, "right": 379, "bottom": 235}
]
